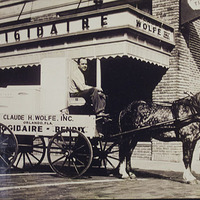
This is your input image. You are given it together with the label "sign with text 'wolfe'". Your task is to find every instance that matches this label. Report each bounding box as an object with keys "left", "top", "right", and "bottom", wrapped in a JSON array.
[
  {"left": 0, "top": 10, "right": 174, "bottom": 46},
  {"left": 181, "top": 0, "right": 200, "bottom": 25},
  {"left": 0, "top": 113, "right": 96, "bottom": 138}
]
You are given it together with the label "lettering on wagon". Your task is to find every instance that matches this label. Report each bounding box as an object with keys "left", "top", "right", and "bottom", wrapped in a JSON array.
[
  {"left": 34, "top": 115, "right": 57, "bottom": 121},
  {"left": 3, "top": 114, "right": 25, "bottom": 120},
  {"left": 7, "top": 125, "right": 43, "bottom": 132},
  {"left": 2, "top": 114, "right": 57, "bottom": 121},
  {"left": 55, "top": 126, "right": 85, "bottom": 133}
]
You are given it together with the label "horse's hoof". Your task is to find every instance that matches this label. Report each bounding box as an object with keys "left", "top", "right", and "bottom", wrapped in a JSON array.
[
  {"left": 186, "top": 179, "right": 198, "bottom": 185},
  {"left": 129, "top": 173, "right": 136, "bottom": 179},
  {"left": 120, "top": 174, "right": 130, "bottom": 179}
]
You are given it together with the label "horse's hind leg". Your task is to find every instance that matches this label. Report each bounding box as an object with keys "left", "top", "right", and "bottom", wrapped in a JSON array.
[{"left": 182, "top": 140, "right": 198, "bottom": 184}]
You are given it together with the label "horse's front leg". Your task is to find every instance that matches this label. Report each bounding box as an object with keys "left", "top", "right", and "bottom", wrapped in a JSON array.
[
  {"left": 182, "top": 140, "right": 198, "bottom": 184},
  {"left": 126, "top": 140, "right": 138, "bottom": 179},
  {"left": 119, "top": 138, "right": 130, "bottom": 179}
]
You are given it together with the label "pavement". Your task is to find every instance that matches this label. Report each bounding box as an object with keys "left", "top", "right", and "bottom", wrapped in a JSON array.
[{"left": 132, "top": 159, "right": 200, "bottom": 174}]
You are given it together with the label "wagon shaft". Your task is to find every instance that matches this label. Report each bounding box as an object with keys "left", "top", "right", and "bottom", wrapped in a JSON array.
[{"left": 111, "top": 112, "right": 200, "bottom": 138}]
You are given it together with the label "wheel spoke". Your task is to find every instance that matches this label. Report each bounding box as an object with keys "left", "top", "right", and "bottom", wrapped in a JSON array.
[
  {"left": 52, "top": 140, "right": 63, "bottom": 149},
  {"left": 51, "top": 155, "right": 66, "bottom": 165},
  {"left": 32, "top": 143, "right": 44, "bottom": 148},
  {"left": 60, "top": 134, "right": 67, "bottom": 146},
  {"left": 74, "top": 153, "right": 89, "bottom": 157},
  {"left": 61, "top": 156, "right": 69, "bottom": 168},
  {"left": 73, "top": 153, "right": 87, "bottom": 165},
  {"left": 29, "top": 153, "right": 40, "bottom": 162},
  {"left": 0, "top": 137, "right": 9, "bottom": 145},
  {"left": 74, "top": 157, "right": 85, "bottom": 165},
  {"left": 107, "top": 155, "right": 120, "bottom": 161},
  {"left": 7, "top": 155, "right": 15, "bottom": 163},
  {"left": 0, "top": 155, "right": 9, "bottom": 166},
  {"left": 25, "top": 153, "right": 33, "bottom": 167},
  {"left": 106, "top": 150, "right": 119, "bottom": 154},
  {"left": 32, "top": 149, "right": 44, "bottom": 154},
  {"left": 3, "top": 150, "right": 14, "bottom": 157},
  {"left": 102, "top": 157, "right": 107, "bottom": 168},
  {"left": 15, "top": 153, "right": 22, "bottom": 167},
  {"left": 105, "top": 157, "right": 116, "bottom": 168},
  {"left": 72, "top": 159, "right": 80, "bottom": 175},
  {"left": 23, "top": 153, "right": 26, "bottom": 168},
  {"left": 103, "top": 141, "right": 108, "bottom": 151},
  {"left": 69, "top": 131, "right": 72, "bottom": 151},
  {"left": 73, "top": 144, "right": 86, "bottom": 152},
  {"left": 105, "top": 142, "right": 117, "bottom": 152}
]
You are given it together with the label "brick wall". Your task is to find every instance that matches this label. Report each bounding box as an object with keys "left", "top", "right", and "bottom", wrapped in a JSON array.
[
  {"left": 132, "top": 142, "right": 152, "bottom": 160},
  {"left": 152, "top": 0, "right": 200, "bottom": 99},
  {"left": 151, "top": 139, "right": 183, "bottom": 162},
  {"left": 152, "top": 0, "right": 180, "bottom": 103},
  {"left": 131, "top": 140, "right": 183, "bottom": 162},
  {"left": 188, "top": 20, "right": 200, "bottom": 93}
]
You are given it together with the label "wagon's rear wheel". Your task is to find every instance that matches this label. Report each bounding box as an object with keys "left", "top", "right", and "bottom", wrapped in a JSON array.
[
  {"left": 0, "top": 123, "right": 18, "bottom": 173},
  {"left": 13, "top": 136, "right": 46, "bottom": 171},
  {"left": 47, "top": 129, "right": 93, "bottom": 178},
  {"left": 94, "top": 139, "right": 120, "bottom": 172}
]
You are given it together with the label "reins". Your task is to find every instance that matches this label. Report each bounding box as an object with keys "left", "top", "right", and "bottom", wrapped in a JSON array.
[{"left": 171, "top": 93, "right": 200, "bottom": 135}]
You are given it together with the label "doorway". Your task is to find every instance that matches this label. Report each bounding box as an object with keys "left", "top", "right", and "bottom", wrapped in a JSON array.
[{"left": 101, "top": 56, "right": 167, "bottom": 120}]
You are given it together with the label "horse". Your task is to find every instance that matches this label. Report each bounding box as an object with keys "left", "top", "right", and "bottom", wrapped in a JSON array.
[{"left": 118, "top": 92, "right": 200, "bottom": 184}]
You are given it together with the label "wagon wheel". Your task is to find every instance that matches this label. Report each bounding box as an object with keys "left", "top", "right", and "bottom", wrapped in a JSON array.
[
  {"left": 47, "top": 129, "right": 93, "bottom": 178},
  {"left": 0, "top": 123, "right": 18, "bottom": 173},
  {"left": 94, "top": 139, "right": 120, "bottom": 172},
  {"left": 13, "top": 136, "right": 46, "bottom": 171}
]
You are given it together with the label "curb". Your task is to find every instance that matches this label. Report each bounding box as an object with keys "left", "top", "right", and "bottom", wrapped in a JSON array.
[{"left": 132, "top": 159, "right": 200, "bottom": 174}]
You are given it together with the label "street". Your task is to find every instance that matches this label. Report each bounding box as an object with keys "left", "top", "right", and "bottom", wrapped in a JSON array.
[{"left": 1, "top": 164, "right": 200, "bottom": 200}]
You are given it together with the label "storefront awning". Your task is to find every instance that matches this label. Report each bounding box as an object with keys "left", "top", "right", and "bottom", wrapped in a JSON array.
[
  {"left": 69, "top": 39, "right": 171, "bottom": 68},
  {"left": 0, "top": 62, "right": 40, "bottom": 70},
  {"left": 0, "top": 40, "right": 170, "bottom": 69}
]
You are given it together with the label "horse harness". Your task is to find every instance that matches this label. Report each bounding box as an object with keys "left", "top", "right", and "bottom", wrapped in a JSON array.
[{"left": 171, "top": 95, "right": 200, "bottom": 136}]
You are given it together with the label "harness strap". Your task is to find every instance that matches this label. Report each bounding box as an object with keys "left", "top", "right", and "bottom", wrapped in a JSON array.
[
  {"left": 171, "top": 97, "right": 200, "bottom": 138},
  {"left": 171, "top": 101, "right": 181, "bottom": 138}
]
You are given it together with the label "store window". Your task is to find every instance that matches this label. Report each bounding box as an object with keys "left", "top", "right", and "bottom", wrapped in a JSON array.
[{"left": 0, "top": 65, "right": 40, "bottom": 87}]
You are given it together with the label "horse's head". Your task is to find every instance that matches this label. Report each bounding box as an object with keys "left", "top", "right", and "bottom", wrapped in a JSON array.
[
  {"left": 189, "top": 92, "right": 200, "bottom": 113},
  {"left": 172, "top": 92, "right": 200, "bottom": 115}
]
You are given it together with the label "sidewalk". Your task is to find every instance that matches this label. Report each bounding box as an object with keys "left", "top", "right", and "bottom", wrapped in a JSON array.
[{"left": 132, "top": 159, "right": 200, "bottom": 174}]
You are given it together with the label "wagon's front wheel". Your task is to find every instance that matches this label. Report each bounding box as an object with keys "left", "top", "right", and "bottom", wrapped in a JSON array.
[
  {"left": 47, "top": 129, "right": 93, "bottom": 178},
  {"left": 96, "top": 139, "right": 120, "bottom": 172},
  {"left": 0, "top": 123, "right": 18, "bottom": 173}
]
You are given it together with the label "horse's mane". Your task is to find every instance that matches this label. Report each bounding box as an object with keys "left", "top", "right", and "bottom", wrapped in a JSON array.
[
  {"left": 122, "top": 92, "right": 200, "bottom": 115},
  {"left": 171, "top": 92, "right": 200, "bottom": 116}
]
